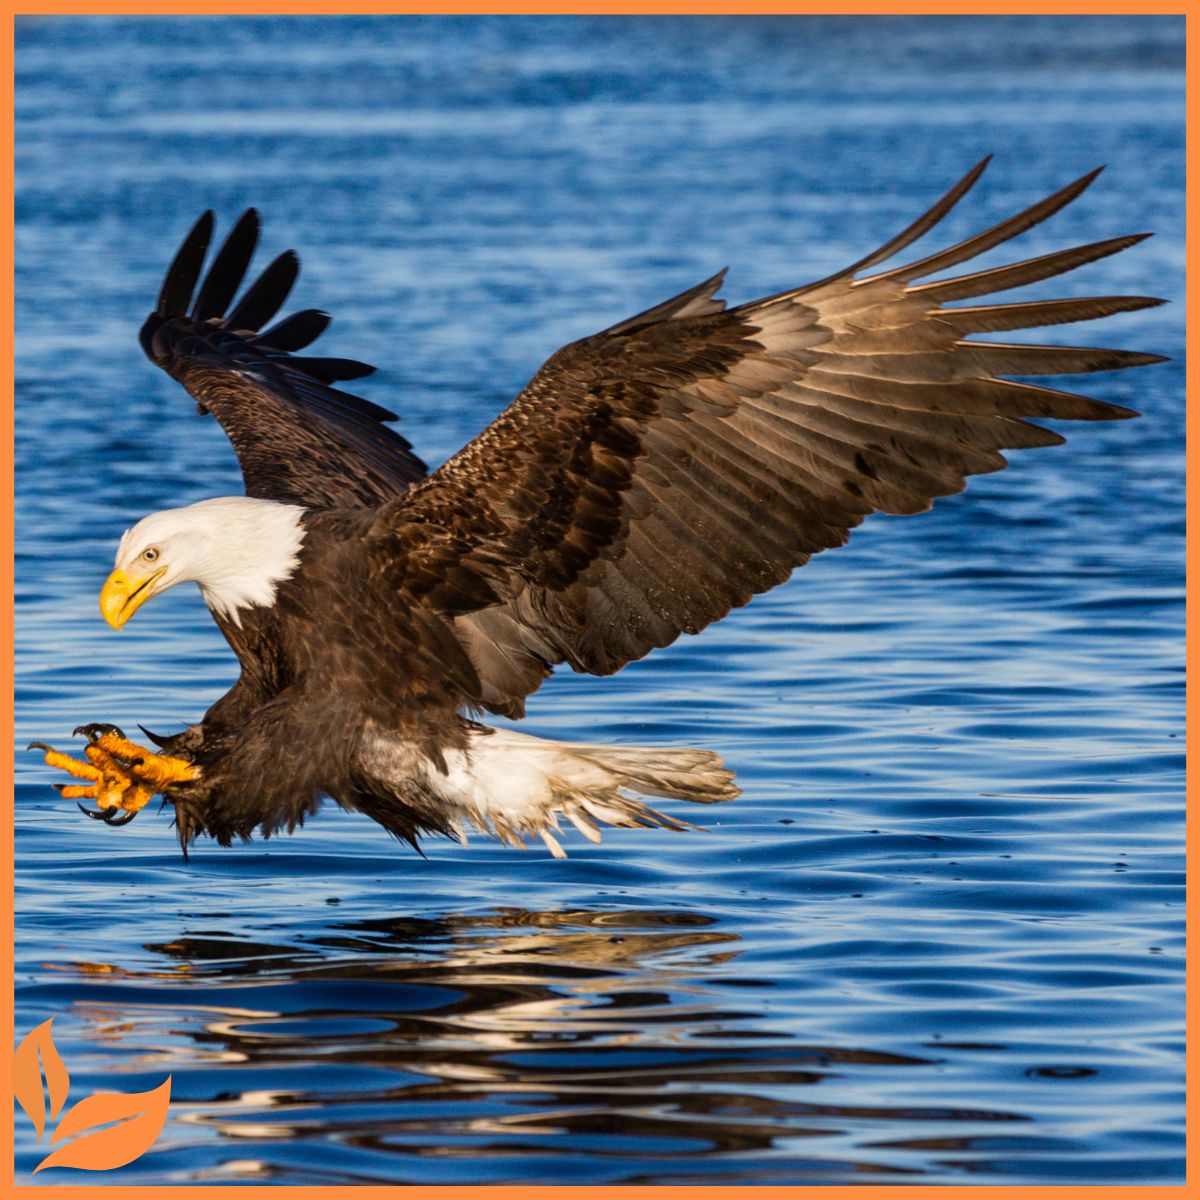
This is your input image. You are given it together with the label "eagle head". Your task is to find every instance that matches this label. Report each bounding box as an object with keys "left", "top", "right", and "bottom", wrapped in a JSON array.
[{"left": 100, "top": 496, "right": 306, "bottom": 629}]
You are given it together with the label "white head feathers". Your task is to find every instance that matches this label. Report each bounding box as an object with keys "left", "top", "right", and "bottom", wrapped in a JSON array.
[{"left": 115, "top": 497, "right": 307, "bottom": 625}]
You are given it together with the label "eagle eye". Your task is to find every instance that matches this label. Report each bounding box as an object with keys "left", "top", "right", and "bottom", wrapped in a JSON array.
[{"left": 142, "top": 547, "right": 159, "bottom": 563}]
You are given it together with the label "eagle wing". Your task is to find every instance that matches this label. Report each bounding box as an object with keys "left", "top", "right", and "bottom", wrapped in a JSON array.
[
  {"left": 375, "top": 159, "right": 1164, "bottom": 717},
  {"left": 140, "top": 209, "right": 427, "bottom": 507}
]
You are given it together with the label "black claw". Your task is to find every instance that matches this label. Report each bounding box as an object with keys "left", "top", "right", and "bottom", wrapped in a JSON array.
[
  {"left": 138, "top": 724, "right": 171, "bottom": 749},
  {"left": 73, "top": 800, "right": 137, "bottom": 826},
  {"left": 73, "top": 723, "right": 126, "bottom": 742},
  {"left": 27, "top": 741, "right": 55, "bottom": 754}
]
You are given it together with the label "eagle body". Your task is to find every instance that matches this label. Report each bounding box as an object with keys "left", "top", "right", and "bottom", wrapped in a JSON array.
[
  {"left": 128, "top": 497, "right": 734, "bottom": 853},
  {"left": 42, "top": 159, "right": 1165, "bottom": 856}
]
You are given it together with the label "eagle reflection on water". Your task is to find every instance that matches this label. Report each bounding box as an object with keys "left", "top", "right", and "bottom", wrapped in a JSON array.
[{"left": 40, "top": 905, "right": 1019, "bottom": 1184}]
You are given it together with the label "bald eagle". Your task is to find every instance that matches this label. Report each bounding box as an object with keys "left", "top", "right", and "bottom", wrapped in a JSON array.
[{"left": 34, "top": 158, "right": 1164, "bottom": 858}]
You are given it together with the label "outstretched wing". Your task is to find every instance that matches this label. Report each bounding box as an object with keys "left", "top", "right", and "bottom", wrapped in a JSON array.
[
  {"left": 373, "top": 158, "right": 1164, "bottom": 717},
  {"left": 140, "top": 209, "right": 427, "bottom": 507}
]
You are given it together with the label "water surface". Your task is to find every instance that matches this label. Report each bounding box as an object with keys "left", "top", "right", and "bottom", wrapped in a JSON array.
[{"left": 14, "top": 14, "right": 1185, "bottom": 1185}]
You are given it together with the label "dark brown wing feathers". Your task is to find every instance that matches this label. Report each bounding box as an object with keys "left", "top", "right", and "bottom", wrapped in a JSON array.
[
  {"left": 911, "top": 233, "right": 1152, "bottom": 301},
  {"left": 255, "top": 308, "right": 331, "bottom": 352},
  {"left": 368, "top": 160, "right": 1162, "bottom": 717},
  {"left": 140, "top": 208, "right": 427, "bottom": 507},
  {"left": 192, "top": 208, "right": 260, "bottom": 321},
  {"left": 155, "top": 210, "right": 213, "bottom": 317},
  {"left": 223, "top": 250, "right": 299, "bottom": 332}
]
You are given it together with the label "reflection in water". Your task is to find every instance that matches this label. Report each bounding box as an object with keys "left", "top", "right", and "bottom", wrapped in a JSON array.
[{"left": 39, "top": 907, "right": 1029, "bottom": 1184}]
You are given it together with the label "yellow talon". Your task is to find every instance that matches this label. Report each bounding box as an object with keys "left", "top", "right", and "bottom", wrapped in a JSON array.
[
  {"left": 41, "top": 749, "right": 102, "bottom": 781},
  {"left": 33, "top": 730, "right": 197, "bottom": 825},
  {"left": 115, "top": 784, "right": 156, "bottom": 813},
  {"left": 91, "top": 732, "right": 197, "bottom": 787},
  {"left": 59, "top": 784, "right": 98, "bottom": 800}
]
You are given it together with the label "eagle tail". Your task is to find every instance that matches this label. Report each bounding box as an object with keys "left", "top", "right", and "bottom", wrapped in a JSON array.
[
  {"left": 518, "top": 739, "right": 740, "bottom": 858},
  {"left": 400, "top": 728, "right": 739, "bottom": 858},
  {"left": 565, "top": 742, "right": 740, "bottom": 807}
]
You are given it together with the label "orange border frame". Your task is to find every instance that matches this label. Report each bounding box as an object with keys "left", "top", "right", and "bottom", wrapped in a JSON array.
[{"left": 3, "top": 1, "right": 1193, "bottom": 1196}]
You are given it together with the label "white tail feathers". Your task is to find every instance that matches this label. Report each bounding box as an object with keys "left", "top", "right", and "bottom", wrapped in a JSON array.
[
  {"left": 568, "top": 743, "right": 740, "bottom": 806},
  {"left": 435, "top": 729, "right": 739, "bottom": 858}
]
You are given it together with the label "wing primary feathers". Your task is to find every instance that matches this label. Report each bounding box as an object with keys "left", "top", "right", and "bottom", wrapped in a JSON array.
[
  {"left": 225, "top": 250, "right": 300, "bottom": 332},
  {"left": 950, "top": 342, "right": 1167, "bottom": 376},
  {"left": 938, "top": 295, "right": 1164, "bottom": 334},
  {"left": 286, "top": 356, "right": 377, "bottom": 383},
  {"left": 602, "top": 269, "right": 729, "bottom": 336},
  {"left": 871, "top": 166, "right": 1105, "bottom": 284},
  {"left": 910, "top": 233, "right": 1154, "bottom": 301},
  {"left": 193, "top": 208, "right": 260, "bottom": 320},
  {"left": 255, "top": 308, "right": 331, "bottom": 351},
  {"left": 155, "top": 209, "right": 213, "bottom": 316},
  {"left": 985, "top": 378, "right": 1141, "bottom": 421},
  {"left": 811, "top": 154, "right": 993, "bottom": 289}
]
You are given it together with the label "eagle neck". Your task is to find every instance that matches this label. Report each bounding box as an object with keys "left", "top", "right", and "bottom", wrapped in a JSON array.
[{"left": 182, "top": 497, "right": 308, "bottom": 626}]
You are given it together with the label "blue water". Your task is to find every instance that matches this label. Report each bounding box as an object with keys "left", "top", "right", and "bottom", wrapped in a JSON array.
[{"left": 14, "top": 15, "right": 1185, "bottom": 1186}]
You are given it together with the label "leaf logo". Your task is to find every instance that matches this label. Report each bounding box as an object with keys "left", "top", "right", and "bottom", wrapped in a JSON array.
[
  {"left": 12, "top": 1018, "right": 68, "bottom": 1141},
  {"left": 13, "top": 1018, "right": 171, "bottom": 1173}
]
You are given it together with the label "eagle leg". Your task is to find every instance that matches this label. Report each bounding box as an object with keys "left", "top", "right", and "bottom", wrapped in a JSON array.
[{"left": 30, "top": 729, "right": 198, "bottom": 827}]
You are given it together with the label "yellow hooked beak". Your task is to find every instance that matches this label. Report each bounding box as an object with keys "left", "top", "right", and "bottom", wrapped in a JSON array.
[{"left": 100, "top": 567, "right": 166, "bottom": 630}]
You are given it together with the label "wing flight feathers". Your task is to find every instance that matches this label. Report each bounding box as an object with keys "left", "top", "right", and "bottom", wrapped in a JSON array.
[
  {"left": 224, "top": 250, "right": 299, "bottom": 332},
  {"left": 255, "top": 308, "right": 331, "bottom": 352},
  {"left": 910, "top": 233, "right": 1153, "bottom": 301},
  {"left": 375, "top": 160, "right": 1164, "bottom": 717},
  {"left": 154, "top": 210, "right": 213, "bottom": 317},
  {"left": 140, "top": 210, "right": 427, "bottom": 507},
  {"left": 806, "top": 154, "right": 992, "bottom": 288},
  {"left": 193, "top": 208, "right": 260, "bottom": 321},
  {"left": 870, "top": 165, "right": 1104, "bottom": 284}
]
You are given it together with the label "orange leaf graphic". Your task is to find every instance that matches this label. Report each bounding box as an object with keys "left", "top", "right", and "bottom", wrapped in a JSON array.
[
  {"left": 12, "top": 1018, "right": 70, "bottom": 1141},
  {"left": 33, "top": 1077, "right": 171, "bottom": 1173}
]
